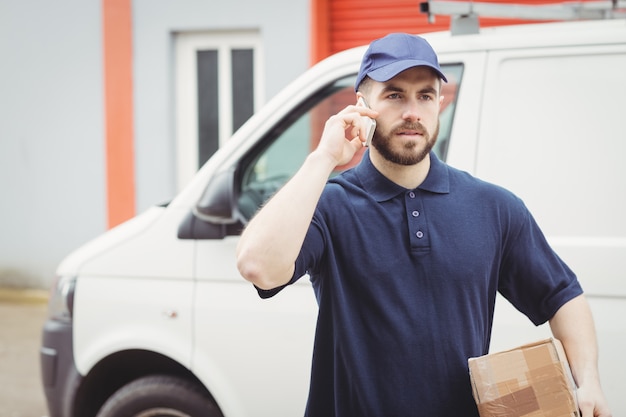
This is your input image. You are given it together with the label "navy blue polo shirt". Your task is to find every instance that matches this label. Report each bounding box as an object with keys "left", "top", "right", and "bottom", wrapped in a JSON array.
[{"left": 259, "top": 151, "right": 582, "bottom": 417}]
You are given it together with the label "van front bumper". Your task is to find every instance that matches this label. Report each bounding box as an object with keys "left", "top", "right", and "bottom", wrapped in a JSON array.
[{"left": 40, "top": 318, "right": 83, "bottom": 417}]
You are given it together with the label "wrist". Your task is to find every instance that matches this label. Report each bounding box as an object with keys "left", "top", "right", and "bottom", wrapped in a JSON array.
[{"left": 307, "top": 149, "right": 340, "bottom": 173}]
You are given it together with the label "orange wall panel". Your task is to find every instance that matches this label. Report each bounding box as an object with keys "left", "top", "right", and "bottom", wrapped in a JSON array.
[
  {"left": 102, "top": 0, "right": 135, "bottom": 228},
  {"left": 311, "top": 0, "right": 603, "bottom": 63}
]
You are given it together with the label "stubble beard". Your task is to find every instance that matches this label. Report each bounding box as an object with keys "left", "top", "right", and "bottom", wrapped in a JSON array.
[{"left": 372, "top": 120, "right": 439, "bottom": 166}]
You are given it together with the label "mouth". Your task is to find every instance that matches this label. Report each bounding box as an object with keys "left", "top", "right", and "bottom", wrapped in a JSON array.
[
  {"left": 394, "top": 128, "right": 426, "bottom": 142},
  {"left": 393, "top": 123, "right": 426, "bottom": 138},
  {"left": 397, "top": 129, "right": 423, "bottom": 136}
]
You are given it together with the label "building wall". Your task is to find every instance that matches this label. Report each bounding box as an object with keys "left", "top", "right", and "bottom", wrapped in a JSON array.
[
  {"left": 0, "top": 0, "right": 105, "bottom": 288},
  {"left": 131, "top": 0, "right": 310, "bottom": 213},
  {"left": 0, "top": 0, "right": 309, "bottom": 289}
]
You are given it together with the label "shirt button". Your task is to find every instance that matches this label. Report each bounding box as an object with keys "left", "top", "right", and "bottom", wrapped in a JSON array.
[
  {"left": 416, "top": 231, "right": 424, "bottom": 238},
  {"left": 409, "top": 191, "right": 416, "bottom": 198},
  {"left": 412, "top": 210, "right": 420, "bottom": 217}
]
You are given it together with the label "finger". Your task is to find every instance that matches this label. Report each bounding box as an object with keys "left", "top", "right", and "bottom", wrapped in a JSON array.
[
  {"left": 337, "top": 104, "right": 378, "bottom": 120},
  {"left": 346, "top": 124, "right": 361, "bottom": 142},
  {"left": 353, "top": 105, "right": 379, "bottom": 119},
  {"left": 349, "top": 136, "right": 364, "bottom": 150},
  {"left": 578, "top": 402, "right": 593, "bottom": 417}
]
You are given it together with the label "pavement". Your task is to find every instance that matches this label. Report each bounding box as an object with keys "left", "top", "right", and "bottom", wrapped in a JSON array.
[{"left": 0, "top": 288, "right": 49, "bottom": 417}]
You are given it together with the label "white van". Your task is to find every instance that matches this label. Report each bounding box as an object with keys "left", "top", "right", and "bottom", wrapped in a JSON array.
[{"left": 41, "top": 19, "right": 626, "bottom": 417}]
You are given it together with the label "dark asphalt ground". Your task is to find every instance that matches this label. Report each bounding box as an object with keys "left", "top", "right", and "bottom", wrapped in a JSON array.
[{"left": 0, "top": 288, "right": 49, "bottom": 417}]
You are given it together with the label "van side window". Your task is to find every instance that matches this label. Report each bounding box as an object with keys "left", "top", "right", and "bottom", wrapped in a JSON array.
[
  {"left": 237, "top": 64, "right": 463, "bottom": 220},
  {"left": 434, "top": 64, "right": 463, "bottom": 160}
]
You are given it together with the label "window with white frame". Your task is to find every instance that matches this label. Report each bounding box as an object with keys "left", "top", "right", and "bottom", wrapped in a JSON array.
[{"left": 175, "top": 30, "right": 263, "bottom": 191}]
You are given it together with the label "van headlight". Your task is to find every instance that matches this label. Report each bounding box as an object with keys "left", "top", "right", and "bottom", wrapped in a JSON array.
[{"left": 47, "top": 275, "right": 76, "bottom": 322}]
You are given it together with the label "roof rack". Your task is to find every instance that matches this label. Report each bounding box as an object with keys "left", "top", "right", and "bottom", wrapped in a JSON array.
[{"left": 420, "top": 1, "right": 626, "bottom": 35}]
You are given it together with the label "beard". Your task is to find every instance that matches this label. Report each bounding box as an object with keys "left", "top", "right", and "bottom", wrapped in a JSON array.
[{"left": 372, "top": 120, "right": 439, "bottom": 166}]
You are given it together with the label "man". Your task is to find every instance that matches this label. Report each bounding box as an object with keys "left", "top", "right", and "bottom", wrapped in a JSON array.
[{"left": 236, "top": 33, "right": 611, "bottom": 416}]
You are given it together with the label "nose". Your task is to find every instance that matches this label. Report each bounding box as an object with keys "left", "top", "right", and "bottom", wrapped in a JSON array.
[{"left": 401, "top": 99, "right": 421, "bottom": 122}]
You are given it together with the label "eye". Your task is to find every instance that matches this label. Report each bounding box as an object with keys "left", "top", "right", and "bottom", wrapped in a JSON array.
[
  {"left": 419, "top": 94, "right": 433, "bottom": 101},
  {"left": 387, "top": 93, "right": 401, "bottom": 100}
]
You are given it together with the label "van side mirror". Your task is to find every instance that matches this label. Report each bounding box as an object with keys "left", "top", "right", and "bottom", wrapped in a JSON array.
[{"left": 194, "top": 168, "right": 239, "bottom": 224}]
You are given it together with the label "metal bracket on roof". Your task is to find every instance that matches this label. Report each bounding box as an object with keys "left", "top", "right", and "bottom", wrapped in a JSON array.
[{"left": 419, "top": 1, "right": 626, "bottom": 35}]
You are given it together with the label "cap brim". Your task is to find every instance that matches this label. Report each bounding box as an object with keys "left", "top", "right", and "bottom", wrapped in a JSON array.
[{"left": 368, "top": 60, "right": 448, "bottom": 83}]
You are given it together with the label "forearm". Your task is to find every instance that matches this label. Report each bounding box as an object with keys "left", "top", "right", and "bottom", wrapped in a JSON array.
[
  {"left": 549, "top": 294, "right": 611, "bottom": 416},
  {"left": 549, "top": 294, "right": 599, "bottom": 387},
  {"left": 236, "top": 150, "right": 336, "bottom": 289}
]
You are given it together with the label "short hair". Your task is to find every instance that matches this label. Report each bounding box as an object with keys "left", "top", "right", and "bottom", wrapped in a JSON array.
[{"left": 356, "top": 76, "right": 373, "bottom": 94}]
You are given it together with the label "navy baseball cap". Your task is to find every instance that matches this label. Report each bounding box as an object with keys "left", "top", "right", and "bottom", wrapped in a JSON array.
[{"left": 355, "top": 33, "right": 447, "bottom": 91}]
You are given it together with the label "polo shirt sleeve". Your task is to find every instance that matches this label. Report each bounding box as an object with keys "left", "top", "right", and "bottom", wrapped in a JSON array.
[
  {"left": 497, "top": 203, "right": 583, "bottom": 326},
  {"left": 253, "top": 213, "right": 326, "bottom": 299}
]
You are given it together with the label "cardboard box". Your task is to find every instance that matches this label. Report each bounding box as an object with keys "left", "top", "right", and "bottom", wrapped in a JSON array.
[{"left": 468, "top": 338, "right": 579, "bottom": 417}]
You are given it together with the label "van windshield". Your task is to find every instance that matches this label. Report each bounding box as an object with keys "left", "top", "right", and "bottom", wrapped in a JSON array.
[{"left": 237, "top": 64, "right": 464, "bottom": 220}]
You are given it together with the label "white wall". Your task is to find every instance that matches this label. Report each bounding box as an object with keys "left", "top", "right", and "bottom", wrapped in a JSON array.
[{"left": 0, "top": 0, "right": 309, "bottom": 288}]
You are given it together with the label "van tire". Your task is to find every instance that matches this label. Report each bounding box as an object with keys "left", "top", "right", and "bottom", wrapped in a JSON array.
[{"left": 95, "top": 375, "right": 223, "bottom": 417}]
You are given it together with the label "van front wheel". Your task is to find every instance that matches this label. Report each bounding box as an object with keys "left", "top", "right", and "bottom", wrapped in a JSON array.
[{"left": 95, "top": 375, "right": 223, "bottom": 417}]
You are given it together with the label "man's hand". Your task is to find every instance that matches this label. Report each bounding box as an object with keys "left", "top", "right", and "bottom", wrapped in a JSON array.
[
  {"left": 577, "top": 383, "right": 612, "bottom": 417},
  {"left": 316, "top": 104, "right": 378, "bottom": 167}
]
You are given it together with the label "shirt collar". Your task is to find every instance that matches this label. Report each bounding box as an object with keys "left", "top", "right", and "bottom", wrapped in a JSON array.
[{"left": 355, "top": 150, "right": 450, "bottom": 202}]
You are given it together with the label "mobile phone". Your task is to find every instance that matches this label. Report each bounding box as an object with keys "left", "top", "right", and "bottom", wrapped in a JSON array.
[{"left": 356, "top": 97, "right": 376, "bottom": 147}]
